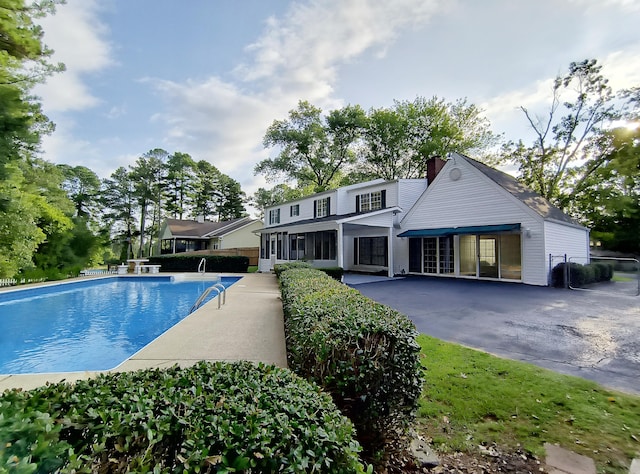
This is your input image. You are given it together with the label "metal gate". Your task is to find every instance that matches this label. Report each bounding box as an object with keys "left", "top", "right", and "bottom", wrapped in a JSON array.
[
  {"left": 568, "top": 255, "right": 640, "bottom": 296},
  {"left": 548, "top": 254, "right": 568, "bottom": 286}
]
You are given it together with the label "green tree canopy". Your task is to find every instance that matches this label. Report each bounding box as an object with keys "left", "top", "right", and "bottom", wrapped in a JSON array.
[
  {"left": 0, "top": 0, "right": 65, "bottom": 277},
  {"left": 256, "top": 100, "right": 366, "bottom": 192},
  {"left": 572, "top": 121, "right": 640, "bottom": 253},
  {"left": 58, "top": 164, "right": 101, "bottom": 220},
  {"left": 165, "top": 151, "right": 196, "bottom": 220},
  {"left": 499, "top": 59, "right": 618, "bottom": 207}
]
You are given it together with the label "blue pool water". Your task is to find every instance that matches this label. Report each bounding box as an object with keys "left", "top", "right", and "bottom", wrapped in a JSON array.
[{"left": 0, "top": 276, "right": 240, "bottom": 374}]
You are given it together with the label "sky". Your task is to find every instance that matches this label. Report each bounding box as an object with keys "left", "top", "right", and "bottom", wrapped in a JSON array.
[{"left": 33, "top": 0, "right": 640, "bottom": 210}]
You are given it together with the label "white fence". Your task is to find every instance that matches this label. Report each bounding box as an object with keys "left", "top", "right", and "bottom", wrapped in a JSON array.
[
  {"left": 0, "top": 278, "right": 47, "bottom": 288},
  {"left": 0, "top": 269, "right": 118, "bottom": 288}
]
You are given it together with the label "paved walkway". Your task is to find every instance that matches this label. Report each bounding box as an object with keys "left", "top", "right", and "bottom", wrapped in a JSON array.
[{"left": 0, "top": 273, "right": 287, "bottom": 391}]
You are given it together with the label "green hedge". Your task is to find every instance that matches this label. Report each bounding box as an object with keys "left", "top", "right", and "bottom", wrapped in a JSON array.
[
  {"left": 277, "top": 268, "right": 423, "bottom": 461},
  {"left": 0, "top": 361, "right": 366, "bottom": 473},
  {"left": 148, "top": 255, "right": 249, "bottom": 272},
  {"left": 274, "top": 261, "right": 313, "bottom": 278},
  {"left": 274, "top": 262, "right": 344, "bottom": 281},
  {"left": 551, "top": 261, "right": 615, "bottom": 288}
]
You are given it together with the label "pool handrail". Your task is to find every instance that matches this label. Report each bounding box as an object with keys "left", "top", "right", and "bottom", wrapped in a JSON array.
[{"left": 189, "top": 282, "right": 226, "bottom": 313}]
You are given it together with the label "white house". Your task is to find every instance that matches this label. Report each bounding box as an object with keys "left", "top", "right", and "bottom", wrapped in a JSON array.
[{"left": 258, "top": 154, "right": 590, "bottom": 286}]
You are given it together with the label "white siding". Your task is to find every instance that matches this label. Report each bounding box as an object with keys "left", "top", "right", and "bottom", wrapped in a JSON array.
[
  {"left": 397, "top": 179, "right": 428, "bottom": 212},
  {"left": 342, "top": 182, "right": 399, "bottom": 214},
  {"left": 219, "top": 221, "right": 262, "bottom": 248},
  {"left": 401, "top": 158, "right": 548, "bottom": 285},
  {"left": 343, "top": 212, "right": 394, "bottom": 228},
  {"left": 392, "top": 230, "right": 410, "bottom": 275},
  {"left": 544, "top": 221, "right": 590, "bottom": 270},
  {"left": 264, "top": 190, "right": 338, "bottom": 228},
  {"left": 337, "top": 179, "right": 387, "bottom": 214}
]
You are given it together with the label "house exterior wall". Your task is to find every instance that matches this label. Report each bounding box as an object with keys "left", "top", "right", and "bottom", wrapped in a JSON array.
[
  {"left": 217, "top": 220, "right": 262, "bottom": 249},
  {"left": 400, "top": 157, "right": 548, "bottom": 285},
  {"left": 335, "top": 179, "right": 386, "bottom": 214},
  {"left": 544, "top": 220, "right": 590, "bottom": 269},
  {"left": 343, "top": 221, "right": 394, "bottom": 273},
  {"left": 264, "top": 190, "right": 338, "bottom": 227},
  {"left": 342, "top": 181, "right": 395, "bottom": 213},
  {"left": 259, "top": 158, "right": 588, "bottom": 286},
  {"left": 397, "top": 179, "right": 429, "bottom": 213}
]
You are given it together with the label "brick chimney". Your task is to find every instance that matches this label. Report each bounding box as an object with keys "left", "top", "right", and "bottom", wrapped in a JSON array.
[{"left": 426, "top": 156, "right": 447, "bottom": 184}]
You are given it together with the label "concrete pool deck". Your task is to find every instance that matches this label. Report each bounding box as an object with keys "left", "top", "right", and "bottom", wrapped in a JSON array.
[{"left": 0, "top": 272, "right": 287, "bottom": 391}]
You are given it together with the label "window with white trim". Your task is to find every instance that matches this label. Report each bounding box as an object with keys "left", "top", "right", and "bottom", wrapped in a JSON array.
[
  {"left": 357, "top": 190, "right": 384, "bottom": 212},
  {"left": 290, "top": 204, "right": 299, "bottom": 217},
  {"left": 268, "top": 208, "right": 280, "bottom": 225},
  {"left": 315, "top": 198, "right": 329, "bottom": 218}
]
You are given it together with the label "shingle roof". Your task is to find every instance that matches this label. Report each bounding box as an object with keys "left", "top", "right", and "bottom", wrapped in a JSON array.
[
  {"left": 166, "top": 217, "right": 255, "bottom": 238},
  {"left": 203, "top": 217, "right": 257, "bottom": 237},
  {"left": 455, "top": 153, "right": 580, "bottom": 226}
]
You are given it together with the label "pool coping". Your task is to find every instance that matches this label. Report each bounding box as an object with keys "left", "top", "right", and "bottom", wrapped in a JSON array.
[{"left": 0, "top": 272, "right": 287, "bottom": 391}]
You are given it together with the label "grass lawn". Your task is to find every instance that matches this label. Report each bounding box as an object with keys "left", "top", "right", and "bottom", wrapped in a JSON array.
[
  {"left": 416, "top": 334, "right": 640, "bottom": 473},
  {"left": 612, "top": 274, "right": 634, "bottom": 282}
]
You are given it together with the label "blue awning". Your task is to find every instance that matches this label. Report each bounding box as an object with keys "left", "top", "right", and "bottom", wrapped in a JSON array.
[{"left": 398, "top": 223, "right": 521, "bottom": 238}]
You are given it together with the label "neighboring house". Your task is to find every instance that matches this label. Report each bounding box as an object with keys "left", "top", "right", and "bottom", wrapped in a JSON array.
[
  {"left": 258, "top": 154, "right": 590, "bottom": 286},
  {"left": 159, "top": 217, "right": 262, "bottom": 254}
]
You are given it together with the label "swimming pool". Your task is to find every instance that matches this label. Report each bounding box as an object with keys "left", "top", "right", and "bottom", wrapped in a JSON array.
[{"left": 0, "top": 276, "right": 240, "bottom": 374}]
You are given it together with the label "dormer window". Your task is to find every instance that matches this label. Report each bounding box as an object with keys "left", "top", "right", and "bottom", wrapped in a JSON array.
[
  {"left": 314, "top": 197, "right": 330, "bottom": 218},
  {"left": 356, "top": 190, "right": 386, "bottom": 212},
  {"left": 268, "top": 208, "right": 280, "bottom": 225}
]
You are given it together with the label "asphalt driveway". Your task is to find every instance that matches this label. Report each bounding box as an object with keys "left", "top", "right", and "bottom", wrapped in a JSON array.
[{"left": 346, "top": 276, "right": 640, "bottom": 395}]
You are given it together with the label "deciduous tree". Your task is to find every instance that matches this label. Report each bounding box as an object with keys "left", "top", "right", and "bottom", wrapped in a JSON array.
[
  {"left": 500, "top": 59, "right": 617, "bottom": 207},
  {"left": 0, "top": 0, "right": 64, "bottom": 277},
  {"left": 256, "top": 101, "right": 366, "bottom": 192}
]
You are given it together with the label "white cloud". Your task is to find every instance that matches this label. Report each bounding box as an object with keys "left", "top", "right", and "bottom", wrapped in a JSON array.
[
  {"left": 568, "top": 0, "right": 640, "bottom": 11},
  {"left": 40, "top": 122, "right": 131, "bottom": 178},
  {"left": 601, "top": 50, "right": 640, "bottom": 91},
  {"left": 480, "top": 48, "right": 640, "bottom": 141},
  {"left": 147, "top": 76, "right": 277, "bottom": 185},
  {"left": 34, "top": 0, "right": 114, "bottom": 112},
  {"left": 236, "top": 0, "right": 440, "bottom": 97},
  {"left": 146, "top": 0, "right": 444, "bottom": 196}
]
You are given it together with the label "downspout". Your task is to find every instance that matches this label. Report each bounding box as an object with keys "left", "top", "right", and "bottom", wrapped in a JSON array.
[
  {"left": 337, "top": 223, "right": 344, "bottom": 269},
  {"left": 388, "top": 226, "right": 394, "bottom": 277}
]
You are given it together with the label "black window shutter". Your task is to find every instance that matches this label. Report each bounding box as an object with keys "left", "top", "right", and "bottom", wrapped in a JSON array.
[
  {"left": 356, "top": 195, "right": 360, "bottom": 212},
  {"left": 326, "top": 197, "right": 331, "bottom": 215},
  {"left": 381, "top": 190, "right": 386, "bottom": 208},
  {"left": 313, "top": 200, "right": 317, "bottom": 218},
  {"left": 354, "top": 238, "right": 358, "bottom": 265}
]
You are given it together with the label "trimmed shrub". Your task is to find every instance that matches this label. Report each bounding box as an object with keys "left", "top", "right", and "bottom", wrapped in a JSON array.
[
  {"left": 148, "top": 254, "right": 249, "bottom": 272},
  {"left": 273, "top": 261, "right": 312, "bottom": 278},
  {"left": 551, "top": 261, "right": 614, "bottom": 288},
  {"left": 318, "top": 266, "right": 344, "bottom": 281},
  {"left": 594, "top": 262, "right": 614, "bottom": 281},
  {"left": 0, "top": 361, "right": 366, "bottom": 473},
  {"left": 551, "top": 262, "right": 567, "bottom": 287},
  {"left": 589, "top": 262, "right": 602, "bottom": 282},
  {"left": 278, "top": 268, "right": 423, "bottom": 462}
]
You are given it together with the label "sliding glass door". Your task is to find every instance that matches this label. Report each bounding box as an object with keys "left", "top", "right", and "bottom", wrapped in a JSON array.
[
  {"left": 409, "top": 233, "right": 521, "bottom": 280},
  {"left": 479, "top": 235, "right": 498, "bottom": 278},
  {"left": 459, "top": 235, "right": 477, "bottom": 276}
]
